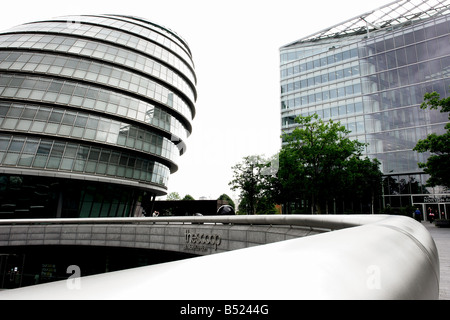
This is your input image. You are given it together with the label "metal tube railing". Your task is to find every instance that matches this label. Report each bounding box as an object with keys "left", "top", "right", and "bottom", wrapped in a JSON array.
[
  {"left": 0, "top": 214, "right": 440, "bottom": 300},
  {"left": 0, "top": 214, "right": 390, "bottom": 229}
]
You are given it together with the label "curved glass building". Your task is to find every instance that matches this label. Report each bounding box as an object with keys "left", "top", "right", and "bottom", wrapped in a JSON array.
[
  {"left": 280, "top": 0, "right": 449, "bottom": 215},
  {"left": 0, "top": 15, "right": 197, "bottom": 218}
]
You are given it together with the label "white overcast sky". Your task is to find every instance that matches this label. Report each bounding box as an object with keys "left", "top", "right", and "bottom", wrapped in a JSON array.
[{"left": 0, "top": 0, "right": 393, "bottom": 203}]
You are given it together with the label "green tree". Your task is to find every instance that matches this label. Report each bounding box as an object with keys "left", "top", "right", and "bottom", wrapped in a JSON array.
[
  {"left": 229, "top": 155, "right": 274, "bottom": 215},
  {"left": 341, "top": 156, "right": 383, "bottom": 214},
  {"left": 182, "top": 194, "right": 195, "bottom": 200},
  {"left": 279, "top": 114, "right": 368, "bottom": 214},
  {"left": 413, "top": 91, "right": 450, "bottom": 189},
  {"left": 236, "top": 195, "right": 277, "bottom": 215},
  {"left": 166, "top": 192, "right": 181, "bottom": 200},
  {"left": 217, "top": 193, "right": 235, "bottom": 209}
]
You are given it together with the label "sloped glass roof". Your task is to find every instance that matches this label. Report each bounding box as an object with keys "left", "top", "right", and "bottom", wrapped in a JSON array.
[{"left": 283, "top": 0, "right": 450, "bottom": 47}]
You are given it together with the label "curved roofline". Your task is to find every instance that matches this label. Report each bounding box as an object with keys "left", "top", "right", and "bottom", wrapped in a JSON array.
[{"left": 107, "top": 14, "right": 194, "bottom": 59}]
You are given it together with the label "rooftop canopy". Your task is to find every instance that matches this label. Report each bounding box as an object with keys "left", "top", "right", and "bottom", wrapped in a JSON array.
[{"left": 282, "top": 0, "right": 450, "bottom": 48}]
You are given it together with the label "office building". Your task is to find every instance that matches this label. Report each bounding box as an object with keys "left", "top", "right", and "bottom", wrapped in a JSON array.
[
  {"left": 280, "top": 0, "right": 449, "bottom": 214},
  {"left": 0, "top": 15, "right": 197, "bottom": 218}
]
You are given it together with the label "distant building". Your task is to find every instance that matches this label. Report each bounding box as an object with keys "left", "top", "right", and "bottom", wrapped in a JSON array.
[
  {"left": 0, "top": 15, "right": 197, "bottom": 218},
  {"left": 280, "top": 0, "right": 450, "bottom": 215}
]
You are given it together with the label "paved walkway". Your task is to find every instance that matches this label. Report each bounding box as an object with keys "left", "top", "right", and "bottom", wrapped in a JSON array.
[{"left": 421, "top": 221, "right": 450, "bottom": 300}]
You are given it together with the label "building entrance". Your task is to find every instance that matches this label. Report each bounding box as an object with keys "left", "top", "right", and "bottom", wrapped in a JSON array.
[{"left": 412, "top": 202, "right": 449, "bottom": 221}]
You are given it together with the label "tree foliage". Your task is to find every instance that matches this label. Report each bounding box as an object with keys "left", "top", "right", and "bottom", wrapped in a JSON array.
[
  {"left": 229, "top": 155, "right": 275, "bottom": 215},
  {"left": 341, "top": 155, "right": 383, "bottom": 213},
  {"left": 277, "top": 114, "right": 382, "bottom": 214},
  {"left": 413, "top": 91, "right": 450, "bottom": 189},
  {"left": 217, "top": 193, "right": 235, "bottom": 209},
  {"left": 166, "top": 192, "right": 181, "bottom": 200},
  {"left": 230, "top": 114, "right": 383, "bottom": 214}
]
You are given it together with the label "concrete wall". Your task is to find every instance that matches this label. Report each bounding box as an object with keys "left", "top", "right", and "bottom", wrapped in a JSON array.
[{"left": 0, "top": 223, "right": 325, "bottom": 256}]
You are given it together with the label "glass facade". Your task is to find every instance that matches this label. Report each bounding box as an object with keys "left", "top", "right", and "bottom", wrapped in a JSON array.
[
  {"left": 280, "top": 0, "right": 449, "bottom": 214},
  {"left": 0, "top": 15, "right": 196, "bottom": 218}
]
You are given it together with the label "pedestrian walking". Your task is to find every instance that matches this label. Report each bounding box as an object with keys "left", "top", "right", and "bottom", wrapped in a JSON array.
[
  {"left": 429, "top": 210, "right": 435, "bottom": 223},
  {"left": 427, "top": 207, "right": 433, "bottom": 221},
  {"left": 414, "top": 208, "right": 422, "bottom": 222}
]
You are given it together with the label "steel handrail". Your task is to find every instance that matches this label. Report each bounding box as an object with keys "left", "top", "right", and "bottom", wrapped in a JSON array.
[
  {"left": 0, "top": 214, "right": 389, "bottom": 229},
  {"left": 0, "top": 214, "right": 440, "bottom": 300}
]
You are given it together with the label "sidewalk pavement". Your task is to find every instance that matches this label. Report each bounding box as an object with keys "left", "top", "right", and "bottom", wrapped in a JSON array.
[{"left": 421, "top": 221, "right": 450, "bottom": 300}]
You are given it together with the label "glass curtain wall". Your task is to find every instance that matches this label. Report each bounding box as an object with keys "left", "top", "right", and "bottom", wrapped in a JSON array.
[
  {"left": 280, "top": 8, "right": 449, "bottom": 213},
  {"left": 0, "top": 15, "right": 197, "bottom": 218}
]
